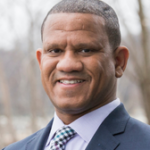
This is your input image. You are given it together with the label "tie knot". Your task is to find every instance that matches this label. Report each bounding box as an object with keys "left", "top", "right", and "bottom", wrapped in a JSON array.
[{"left": 50, "top": 126, "right": 76, "bottom": 150}]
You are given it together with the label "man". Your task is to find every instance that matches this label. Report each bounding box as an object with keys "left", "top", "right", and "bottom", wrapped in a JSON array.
[{"left": 3, "top": 0, "right": 150, "bottom": 150}]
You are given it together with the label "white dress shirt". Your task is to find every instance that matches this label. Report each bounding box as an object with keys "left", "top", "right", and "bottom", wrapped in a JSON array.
[{"left": 44, "top": 98, "right": 120, "bottom": 150}]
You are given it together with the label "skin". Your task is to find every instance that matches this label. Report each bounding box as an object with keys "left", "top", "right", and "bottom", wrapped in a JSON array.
[{"left": 36, "top": 13, "right": 129, "bottom": 124}]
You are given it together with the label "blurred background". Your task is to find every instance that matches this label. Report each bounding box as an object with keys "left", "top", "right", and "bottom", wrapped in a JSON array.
[{"left": 0, "top": 0, "right": 150, "bottom": 149}]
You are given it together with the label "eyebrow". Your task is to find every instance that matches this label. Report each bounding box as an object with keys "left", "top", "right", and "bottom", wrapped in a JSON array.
[
  {"left": 74, "top": 42, "right": 103, "bottom": 49},
  {"left": 44, "top": 43, "right": 67, "bottom": 50},
  {"left": 44, "top": 41, "right": 103, "bottom": 50}
]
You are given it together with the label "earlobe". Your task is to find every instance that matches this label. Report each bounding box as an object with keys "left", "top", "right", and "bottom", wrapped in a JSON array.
[
  {"left": 114, "top": 46, "right": 129, "bottom": 78},
  {"left": 36, "top": 48, "right": 43, "bottom": 70},
  {"left": 115, "top": 66, "right": 123, "bottom": 78}
]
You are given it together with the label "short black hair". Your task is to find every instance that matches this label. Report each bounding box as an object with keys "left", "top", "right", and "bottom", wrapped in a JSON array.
[{"left": 41, "top": 0, "right": 121, "bottom": 49}]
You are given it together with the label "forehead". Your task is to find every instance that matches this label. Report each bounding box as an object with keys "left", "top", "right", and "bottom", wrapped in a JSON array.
[
  {"left": 42, "top": 13, "right": 109, "bottom": 48},
  {"left": 43, "top": 13, "right": 106, "bottom": 35}
]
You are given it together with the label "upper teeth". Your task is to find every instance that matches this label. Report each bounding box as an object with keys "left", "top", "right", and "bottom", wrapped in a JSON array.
[{"left": 59, "top": 80, "right": 84, "bottom": 84}]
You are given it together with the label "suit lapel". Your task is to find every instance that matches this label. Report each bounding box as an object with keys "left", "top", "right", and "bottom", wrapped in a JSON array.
[
  {"left": 26, "top": 119, "right": 53, "bottom": 150},
  {"left": 86, "top": 104, "right": 130, "bottom": 150},
  {"left": 86, "top": 125, "right": 119, "bottom": 150}
]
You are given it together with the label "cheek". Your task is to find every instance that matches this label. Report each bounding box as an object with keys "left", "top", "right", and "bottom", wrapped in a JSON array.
[
  {"left": 40, "top": 56, "right": 58, "bottom": 93},
  {"left": 83, "top": 57, "right": 103, "bottom": 77},
  {"left": 40, "top": 57, "right": 58, "bottom": 97},
  {"left": 83, "top": 55, "right": 115, "bottom": 89},
  {"left": 41, "top": 56, "right": 57, "bottom": 78},
  {"left": 82, "top": 58, "right": 102, "bottom": 91}
]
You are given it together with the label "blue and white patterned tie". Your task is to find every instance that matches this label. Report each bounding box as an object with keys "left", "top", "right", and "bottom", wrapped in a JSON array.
[{"left": 50, "top": 126, "right": 76, "bottom": 150}]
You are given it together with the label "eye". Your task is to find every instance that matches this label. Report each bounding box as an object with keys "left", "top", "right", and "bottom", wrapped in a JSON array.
[
  {"left": 46, "top": 48, "right": 63, "bottom": 57},
  {"left": 81, "top": 49, "right": 94, "bottom": 53},
  {"left": 80, "top": 49, "right": 97, "bottom": 53},
  {"left": 49, "top": 49, "right": 62, "bottom": 53}
]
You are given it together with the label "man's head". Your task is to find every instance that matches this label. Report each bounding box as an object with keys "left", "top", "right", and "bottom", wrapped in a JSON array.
[
  {"left": 41, "top": 0, "right": 121, "bottom": 50},
  {"left": 36, "top": 0, "right": 129, "bottom": 124}
]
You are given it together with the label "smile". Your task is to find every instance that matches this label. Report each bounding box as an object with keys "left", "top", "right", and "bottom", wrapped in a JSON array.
[{"left": 59, "top": 80, "right": 84, "bottom": 84}]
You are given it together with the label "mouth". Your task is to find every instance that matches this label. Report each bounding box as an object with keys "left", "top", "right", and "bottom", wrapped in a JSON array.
[{"left": 58, "top": 80, "right": 85, "bottom": 85}]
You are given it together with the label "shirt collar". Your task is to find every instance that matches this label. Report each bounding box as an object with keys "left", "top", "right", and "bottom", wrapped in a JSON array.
[{"left": 46, "top": 98, "right": 120, "bottom": 146}]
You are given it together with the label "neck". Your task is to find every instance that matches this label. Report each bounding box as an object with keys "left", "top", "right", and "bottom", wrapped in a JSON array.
[
  {"left": 55, "top": 112, "right": 84, "bottom": 125},
  {"left": 55, "top": 97, "right": 116, "bottom": 124}
]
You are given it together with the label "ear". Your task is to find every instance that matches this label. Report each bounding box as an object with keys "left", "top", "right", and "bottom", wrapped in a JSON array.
[
  {"left": 114, "top": 46, "right": 129, "bottom": 78},
  {"left": 36, "top": 48, "right": 43, "bottom": 70}
]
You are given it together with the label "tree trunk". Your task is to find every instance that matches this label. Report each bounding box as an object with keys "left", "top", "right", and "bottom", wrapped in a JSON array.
[{"left": 140, "top": 81, "right": 150, "bottom": 124}]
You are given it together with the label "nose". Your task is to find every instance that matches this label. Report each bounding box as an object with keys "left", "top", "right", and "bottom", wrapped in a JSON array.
[{"left": 56, "top": 51, "right": 83, "bottom": 72}]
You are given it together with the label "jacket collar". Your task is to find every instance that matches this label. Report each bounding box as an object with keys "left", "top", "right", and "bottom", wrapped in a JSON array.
[
  {"left": 85, "top": 103, "right": 130, "bottom": 150},
  {"left": 26, "top": 119, "right": 53, "bottom": 150},
  {"left": 26, "top": 103, "right": 129, "bottom": 150}
]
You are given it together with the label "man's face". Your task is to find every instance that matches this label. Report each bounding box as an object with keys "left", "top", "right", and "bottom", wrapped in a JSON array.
[{"left": 37, "top": 13, "right": 117, "bottom": 116}]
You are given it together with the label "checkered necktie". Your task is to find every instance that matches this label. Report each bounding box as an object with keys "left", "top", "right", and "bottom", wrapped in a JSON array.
[{"left": 50, "top": 126, "right": 76, "bottom": 150}]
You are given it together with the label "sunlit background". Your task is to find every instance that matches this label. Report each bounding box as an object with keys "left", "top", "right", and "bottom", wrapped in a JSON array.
[{"left": 0, "top": 0, "right": 150, "bottom": 149}]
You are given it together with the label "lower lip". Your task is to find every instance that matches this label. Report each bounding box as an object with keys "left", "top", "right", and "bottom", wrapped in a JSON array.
[{"left": 57, "top": 81, "right": 85, "bottom": 88}]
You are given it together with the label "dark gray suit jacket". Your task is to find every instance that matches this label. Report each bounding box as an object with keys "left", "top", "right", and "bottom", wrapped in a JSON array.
[{"left": 2, "top": 104, "right": 150, "bottom": 150}]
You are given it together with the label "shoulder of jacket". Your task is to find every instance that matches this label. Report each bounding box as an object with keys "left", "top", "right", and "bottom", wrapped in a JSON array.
[
  {"left": 127, "top": 117, "right": 150, "bottom": 136},
  {"left": 2, "top": 128, "right": 45, "bottom": 150}
]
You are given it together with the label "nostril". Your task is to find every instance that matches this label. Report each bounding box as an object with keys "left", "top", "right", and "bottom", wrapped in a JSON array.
[{"left": 56, "top": 59, "right": 83, "bottom": 72}]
